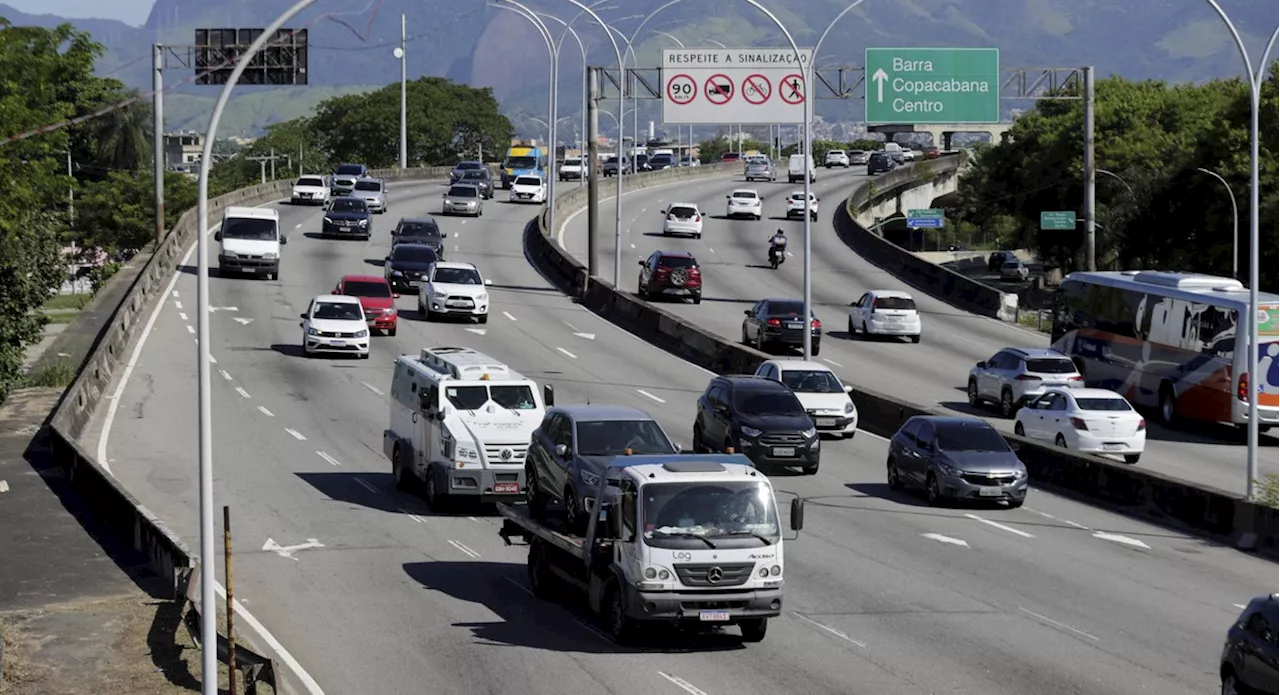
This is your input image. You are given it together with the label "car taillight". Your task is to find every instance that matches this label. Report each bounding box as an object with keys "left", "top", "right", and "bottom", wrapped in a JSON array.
[
  {"left": 669, "top": 214, "right": 677, "bottom": 221},
  {"left": 1137, "top": 418, "right": 1146, "bottom": 431},
  {"left": 655, "top": 267, "right": 669, "bottom": 275},
  {"left": 766, "top": 318, "right": 781, "bottom": 326},
  {"left": 693, "top": 214, "right": 701, "bottom": 222},
  {"left": 1069, "top": 417, "right": 1088, "bottom": 430},
  {"left": 811, "top": 319, "right": 821, "bottom": 329},
  {"left": 1015, "top": 374, "right": 1042, "bottom": 381},
  {"left": 1238, "top": 372, "right": 1249, "bottom": 401},
  {"left": 1068, "top": 375, "right": 1083, "bottom": 382}
]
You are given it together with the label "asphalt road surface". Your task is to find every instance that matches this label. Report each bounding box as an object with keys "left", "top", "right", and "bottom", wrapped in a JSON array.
[
  {"left": 95, "top": 176, "right": 1274, "bottom": 695},
  {"left": 558, "top": 169, "right": 1279, "bottom": 495}
]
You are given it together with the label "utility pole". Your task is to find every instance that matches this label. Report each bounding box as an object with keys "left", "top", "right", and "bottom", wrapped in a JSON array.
[
  {"left": 1082, "top": 65, "right": 1096, "bottom": 271},
  {"left": 397, "top": 13, "right": 408, "bottom": 170},
  {"left": 269, "top": 147, "right": 276, "bottom": 180},
  {"left": 586, "top": 67, "right": 600, "bottom": 279},
  {"left": 247, "top": 152, "right": 287, "bottom": 183},
  {"left": 152, "top": 44, "right": 165, "bottom": 246},
  {"left": 298, "top": 142, "right": 303, "bottom": 176},
  {"left": 66, "top": 149, "right": 74, "bottom": 227}
]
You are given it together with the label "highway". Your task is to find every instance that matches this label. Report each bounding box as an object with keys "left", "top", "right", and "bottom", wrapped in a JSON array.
[
  {"left": 557, "top": 167, "right": 1279, "bottom": 495},
  {"left": 92, "top": 175, "right": 1273, "bottom": 695}
]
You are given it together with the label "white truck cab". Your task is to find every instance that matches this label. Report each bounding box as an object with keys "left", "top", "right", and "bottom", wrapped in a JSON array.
[
  {"left": 385, "top": 347, "right": 553, "bottom": 509},
  {"left": 215, "top": 206, "right": 284, "bottom": 280}
]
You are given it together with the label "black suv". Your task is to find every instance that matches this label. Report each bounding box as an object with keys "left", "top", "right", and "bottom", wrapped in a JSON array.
[
  {"left": 392, "top": 217, "right": 447, "bottom": 259},
  {"left": 693, "top": 375, "right": 820, "bottom": 474},
  {"left": 866, "top": 152, "right": 895, "bottom": 175},
  {"left": 1221, "top": 593, "right": 1278, "bottom": 695}
]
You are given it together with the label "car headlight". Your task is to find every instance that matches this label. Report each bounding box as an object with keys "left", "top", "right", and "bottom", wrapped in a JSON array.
[
  {"left": 456, "top": 445, "right": 480, "bottom": 461},
  {"left": 477, "top": 293, "right": 488, "bottom": 302},
  {"left": 262, "top": 252, "right": 278, "bottom": 260},
  {"left": 221, "top": 251, "right": 238, "bottom": 259},
  {"left": 844, "top": 402, "right": 855, "bottom": 414},
  {"left": 938, "top": 462, "right": 963, "bottom": 476},
  {"left": 801, "top": 427, "right": 817, "bottom": 439},
  {"left": 307, "top": 327, "right": 319, "bottom": 336},
  {"left": 384, "top": 308, "right": 396, "bottom": 316},
  {"left": 739, "top": 425, "right": 762, "bottom": 438},
  {"left": 323, "top": 217, "right": 332, "bottom": 224},
  {"left": 579, "top": 469, "right": 600, "bottom": 487},
  {"left": 642, "top": 567, "right": 672, "bottom": 581},
  {"left": 1013, "top": 469, "right": 1027, "bottom": 479},
  {"left": 358, "top": 219, "right": 368, "bottom": 226},
  {"left": 391, "top": 270, "right": 403, "bottom": 276},
  {"left": 355, "top": 329, "right": 369, "bottom": 338}
]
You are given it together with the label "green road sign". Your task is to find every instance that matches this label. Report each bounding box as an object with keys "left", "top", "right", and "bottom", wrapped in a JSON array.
[
  {"left": 909, "top": 208, "right": 944, "bottom": 219},
  {"left": 1040, "top": 211, "right": 1077, "bottom": 230},
  {"left": 864, "top": 48, "right": 1000, "bottom": 124}
]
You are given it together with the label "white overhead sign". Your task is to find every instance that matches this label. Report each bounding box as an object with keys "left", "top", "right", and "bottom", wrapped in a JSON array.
[{"left": 661, "top": 48, "right": 813, "bottom": 125}]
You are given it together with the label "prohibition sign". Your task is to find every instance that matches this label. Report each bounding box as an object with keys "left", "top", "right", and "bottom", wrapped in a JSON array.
[
  {"left": 666, "top": 73, "right": 696, "bottom": 105},
  {"left": 780, "top": 74, "right": 805, "bottom": 104},
  {"left": 704, "top": 74, "right": 734, "bottom": 104},
  {"left": 742, "top": 73, "right": 771, "bottom": 105}
]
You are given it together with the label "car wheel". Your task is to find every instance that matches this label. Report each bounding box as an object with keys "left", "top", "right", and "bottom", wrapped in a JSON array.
[
  {"left": 387, "top": 326, "right": 397, "bottom": 337},
  {"left": 862, "top": 321, "right": 871, "bottom": 339},
  {"left": 967, "top": 379, "right": 981, "bottom": 406},
  {"left": 1054, "top": 434, "right": 1068, "bottom": 448},
  {"left": 1124, "top": 453, "right": 1141, "bottom": 464},
  {"left": 887, "top": 456, "right": 903, "bottom": 489},
  {"left": 605, "top": 582, "right": 638, "bottom": 645},
  {"left": 1158, "top": 383, "right": 1178, "bottom": 426},
  {"left": 359, "top": 351, "right": 370, "bottom": 359},
  {"left": 1014, "top": 422, "right": 1026, "bottom": 437},
  {"left": 692, "top": 425, "right": 707, "bottom": 453},
  {"left": 910, "top": 334, "right": 921, "bottom": 344},
  {"left": 564, "top": 486, "right": 585, "bottom": 534},
  {"left": 739, "top": 618, "right": 768, "bottom": 642},
  {"left": 393, "top": 445, "right": 414, "bottom": 491},
  {"left": 526, "top": 467, "right": 547, "bottom": 518},
  {"left": 1000, "top": 389, "right": 1017, "bottom": 418},
  {"left": 812, "top": 341, "right": 820, "bottom": 356},
  {"left": 477, "top": 313, "right": 488, "bottom": 324},
  {"left": 527, "top": 542, "right": 558, "bottom": 600},
  {"left": 423, "top": 464, "right": 443, "bottom": 510},
  {"left": 741, "top": 326, "right": 750, "bottom": 345},
  {"left": 691, "top": 292, "right": 702, "bottom": 305},
  {"left": 755, "top": 331, "right": 766, "bottom": 352},
  {"left": 1221, "top": 671, "right": 1242, "bottom": 695},
  {"left": 925, "top": 473, "right": 944, "bottom": 506}
]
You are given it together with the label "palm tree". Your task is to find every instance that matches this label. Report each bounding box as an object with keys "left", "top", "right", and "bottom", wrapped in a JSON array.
[{"left": 88, "top": 90, "right": 151, "bottom": 174}]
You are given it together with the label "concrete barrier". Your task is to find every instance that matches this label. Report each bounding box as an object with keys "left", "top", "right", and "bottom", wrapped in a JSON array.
[
  {"left": 840, "top": 157, "right": 1018, "bottom": 322},
  {"left": 523, "top": 160, "right": 1278, "bottom": 558}
]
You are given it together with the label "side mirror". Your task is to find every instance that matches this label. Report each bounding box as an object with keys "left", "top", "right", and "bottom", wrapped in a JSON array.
[
  {"left": 789, "top": 498, "right": 805, "bottom": 531},
  {"left": 441, "top": 193, "right": 447, "bottom": 198},
  {"left": 435, "top": 410, "right": 447, "bottom": 421},
  {"left": 484, "top": 279, "right": 493, "bottom": 286},
  {"left": 638, "top": 260, "right": 646, "bottom": 266},
  {"left": 744, "top": 309, "right": 752, "bottom": 316},
  {"left": 554, "top": 443, "right": 569, "bottom": 458},
  {"left": 543, "top": 383, "right": 555, "bottom": 407},
  {"left": 419, "top": 392, "right": 431, "bottom": 411},
  {"left": 975, "top": 361, "right": 987, "bottom": 368},
  {"left": 299, "top": 312, "right": 307, "bottom": 319},
  {"left": 393, "top": 293, "right": 401, "bottom": 299},
  {"left": 844, "top": 385, "right": 853, "bottom": 393},
  {"left": 384, "top": 255, "right": 391, "bottom": 262},
  {"left": 725, "top": 195, "right": 730, "bottom": 199},
  {"left": 214, "top": 231, "right": 223, "bottom": 241}
]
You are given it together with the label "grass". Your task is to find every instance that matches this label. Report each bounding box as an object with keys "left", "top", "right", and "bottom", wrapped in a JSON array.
[
  {"left": 24, "top": 358, "right": 76, "bottom": 389},
  {"left": 40, "top": 294, "right": 90, "bottom": 311},
  {"left": 42, "top": 312, "right": 80, "bottom": 325},
  {"left": 1253, "top": 474, "right": 1279, "bottom": 508},
  {"left": 1016, "top": 309, "right": 1052, "bottom": 334}
]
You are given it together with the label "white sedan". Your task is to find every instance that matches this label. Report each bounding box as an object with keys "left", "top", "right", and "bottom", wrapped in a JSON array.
[
  {"left": 661, "top": 203, "right": 703, "bottom": 238},
  {"left": 847, "top": 289, "right": 922, "bottom": 342},
  {"left": 300, "top": 294, "right": 370, "bottom": 359},
  {"left": 755, "top": 359, "right": 858, "bottom": 438},
  {"left": 725, "top": 189, "right": 763, "bottom": 220},
  {"left": 290, "top": 175, "right": 329, "bottom": 205},
  {"left": 785, "top": 191, "right": 819, "bottom": 221},
  {"left": 508, "top": 175, "right": 547, "bottom": 203},
  {"left": 1014, "top": 388, "right": 1146, "bottom": 463}
]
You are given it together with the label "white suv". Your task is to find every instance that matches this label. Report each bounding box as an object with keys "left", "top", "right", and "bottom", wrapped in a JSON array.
[
  {"left": 785, "top": 191, "right": 819, "bottom": 221},
  {"left": 968, "top": 348, "right": 1083, "bottom": 417},
  {"left": 824, "top": 150, "right": 850, "bottom": 168},
  {"left": 419, "top": 261, "right": 493, "bottom": 323},
  {"left": 558, "top": 158, "right": 586, "bottom": 181},
  {"left": 847, "top": 289, "right": 922, "bottom": 342},
  {"left": 661, "top": 202, "right": 703, "bottom": 238},
  {"left": 725, "top": 189, "right": 763, "bottom": 220}
]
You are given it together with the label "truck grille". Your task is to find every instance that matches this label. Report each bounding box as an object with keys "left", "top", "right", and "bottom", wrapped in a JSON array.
[
  {"left": 315, "top": 330, "right": 362, "bottom": 338},
  {"left": 673, "top": 562, "right": 754, "bottom": 587},
  {"left": 484, "top": 443, "right": 527, "bottom": 464},
  {"left": 758, "top": 432, "right": 806, "bottom": 447}
]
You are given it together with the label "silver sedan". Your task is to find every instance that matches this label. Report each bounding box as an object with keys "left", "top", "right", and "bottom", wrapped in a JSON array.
[{"left": 441, "top": 184, "right": 484, "bottom": 217}]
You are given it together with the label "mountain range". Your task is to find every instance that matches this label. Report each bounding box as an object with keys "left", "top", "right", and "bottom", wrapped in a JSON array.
[{"left": 1, "top": 0, "right": 1274, "bottom": 136}]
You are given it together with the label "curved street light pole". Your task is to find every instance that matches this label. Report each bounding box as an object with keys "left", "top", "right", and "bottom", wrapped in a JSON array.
[
  {"left": 539, "top": 12, "right": 590, "bottom": 188},
  {"left": 605, "top": 26, "right": 640, "bottom": 161},
  {"left": 648, "top": 32, "right": 690, "bottom": 151},
  {"left": 1201, "top": 3, "right": 1277, "bottom": 497},
  {"left": 193, "top": 1, "right": 317, "bottom": 691},
  {"left": 1196, "top": 167, "right": 1239, "bottom": 280},
  {"left": 1095, "top": 168, "right": 1134, "bottom": 195}
]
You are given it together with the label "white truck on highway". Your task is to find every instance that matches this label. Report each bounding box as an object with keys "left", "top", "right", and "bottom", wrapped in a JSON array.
[
  {"left": 498, "top": 456, "right": 803, "bottom": 644},
  {"left": 385, "top": 347, "right": 554, "bottom": 509}
]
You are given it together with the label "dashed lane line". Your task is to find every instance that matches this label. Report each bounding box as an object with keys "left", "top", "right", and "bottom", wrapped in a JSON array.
[
  {"left": 186, "top": 325, "right": 195, "bottom": 334},
  {"left": 556, "top": 347, "right": 578, "bottom": 359},
  {"left": 637, "top": 389, "right": 666, "bottom": 404},
  {"left": 1018, "top": 607, "right": 1100, "bottom": 641},
  {"left": 354, "top": 477, "right": 380, "bottom": 495},
  {"left": 257, "top": 406, "right": 274, "bottom": 417},
  {"left": 316, "top": 451, "right": 341, "bottom": 467},
  {"left": 174, "top": 301, "right": 183, "bottom": 309},
  {"left": 503, "top": 311, "right": 518, "bottom": 321},
  {"left": 179, "top": 312, "right": 188, "bottom": 321},
  {"left": 219, "top": 369, "right": 233, "bottom": 381},
  {"left": 235, "top": 387, "right": 252, "bottom": 399},
  {"left": 397, "top": 506, "right": 426, "bottom": 523},
  {"left": 447, "top": 540, "right": 481, "bottom": 558},
  {"left": 658, "top": 672, "right": 712, "bottom": 695},
  {"left": 822, "top": 357, "right": 843, "bottom": 368},
  {"left": 965, "top": 513, "right": 1035, "bottom": 539},
  {"left": 285, "top": 428, "right": 307, "bottom": 441},
  {"left": 362, "top": 381, "right": 386, "bottom": 397},
  {"left": 792, "top": 612, "right": 868, "bottom": 647}
]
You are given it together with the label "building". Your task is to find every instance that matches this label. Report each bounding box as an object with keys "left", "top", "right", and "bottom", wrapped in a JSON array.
[{"left": 164, "top": 132, "right": 204, "bottom": 169}]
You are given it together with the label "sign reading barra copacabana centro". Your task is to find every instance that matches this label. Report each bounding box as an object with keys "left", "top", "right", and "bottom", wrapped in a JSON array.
[
  {"left": 662, "top": 48, "right": 813, "bottom": 125},
  {"left": 864, "top": 48, "right": 999, "bottom": 124}
]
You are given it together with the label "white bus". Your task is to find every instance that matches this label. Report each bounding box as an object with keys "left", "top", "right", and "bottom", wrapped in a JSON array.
[{"left": 1051, "top": 270, "right": 1278, "bottom": 431}]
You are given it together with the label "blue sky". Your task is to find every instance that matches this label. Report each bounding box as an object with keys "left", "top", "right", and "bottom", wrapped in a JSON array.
[{"left": 4, "top": 0, "right": 152, "bottom": 26}]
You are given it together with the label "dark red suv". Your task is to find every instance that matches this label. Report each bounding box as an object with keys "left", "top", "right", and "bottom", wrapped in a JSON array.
[{"left": 638, "top": 250, "right": 702, "bottom": 304}]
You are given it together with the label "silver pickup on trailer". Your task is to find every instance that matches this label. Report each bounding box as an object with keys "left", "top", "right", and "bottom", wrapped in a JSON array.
[{"left": 498, "top": 455, "right": 803, "bottom": 644}]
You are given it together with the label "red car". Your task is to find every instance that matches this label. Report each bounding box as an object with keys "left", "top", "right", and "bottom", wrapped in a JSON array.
[{"left": 334, "top": 274, "right": 399, "bottom": 336}]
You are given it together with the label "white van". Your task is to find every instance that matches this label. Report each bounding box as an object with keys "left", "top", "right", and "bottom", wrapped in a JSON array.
[
  {"left": 215, "top": 206, "right": 284, "bottom": 280},
  {"left": 787, "top": 153, "right": 816, "bottom": 184},
  {"left": 384, "top": 347, "right": 554, "bottom": 509}
]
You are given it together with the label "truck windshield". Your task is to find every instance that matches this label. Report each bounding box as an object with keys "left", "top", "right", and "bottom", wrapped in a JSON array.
[
  {"left": 444, "top": 384, "right": 538, "bottom": 410},
  {"left": 222, "top": 218, "right": 276, "bottom": 241},
  {"left": 506, "top": 156, "right": 538, "bottom": 169},
  {"left": 574, "top": 419, "right": 675, "bottom": 456},
  {"left": 642, "top": 481, "right": 780, "bottom": 546}
]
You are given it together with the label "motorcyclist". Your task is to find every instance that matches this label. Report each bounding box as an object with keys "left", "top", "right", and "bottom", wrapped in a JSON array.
[{"left": 768, "top": 229, "right": 788, "bottom": 264}]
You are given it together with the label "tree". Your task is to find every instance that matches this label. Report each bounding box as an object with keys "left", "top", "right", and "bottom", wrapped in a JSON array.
[
  {"left": 77, "top": 171, "right": 196, "bottom": 253},
  {"left": 211, "top": 116, "right": 329, "bottom": 194},
  {"left": 697, "top": 137, "right": 769, "bottom": 163}
]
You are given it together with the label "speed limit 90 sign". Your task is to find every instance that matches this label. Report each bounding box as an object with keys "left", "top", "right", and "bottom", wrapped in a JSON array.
[{"left": 666, "top": 74, "right": 696, "bottom": 104}]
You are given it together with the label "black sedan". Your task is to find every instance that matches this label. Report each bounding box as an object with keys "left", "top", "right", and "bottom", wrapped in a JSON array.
[
  {"left": 458, "top": 169, "right": 494, "bottom": 198},
  {"left": 742, "top": 298, "right": 822, "bottom": 355},
  {"left": 322, "top": 197, "right": 372, "bottom": 239},
  {"left": 383, "top": 242, "right": 438, "bottom": 293},
  {"left": 392, "top": 217, "right": 448, "bottom": 260},
  {"left": 450, "top": 160, "right": 485, "bottom": 184}
]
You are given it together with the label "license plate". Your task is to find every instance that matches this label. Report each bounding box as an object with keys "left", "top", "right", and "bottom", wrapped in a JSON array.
[
  {"left": 494, "top": 483, "right": 519, "bottom": 494},
  {"left": 772, "top": 447, "right": 795, "bottom": 457},
  {"left": 699, "top": 611, "right": 730, "bottom": 622},
  {"left": 328, "top": 341, "right": 345, "bottom": 347},
  {"left": 447, "top": 300, "right": 471, "bottom": 307},
  {"left": 1102, "top": 443, "right": 1125, "bottom": 451},
  {"left": 785, "top": 323, "right": 802, "bottom": 329},
  {"left": 339, "top": 225, "right": 352, "bottom": 231},
  {"left": 410, "top": 280, "right": 423, "bottom": 286},
  {"left": 978, "top": 487, "right": 1003, "bottom": 497},
  {"left": 816, "top": 418, "right": 836, "bottom": 427}
]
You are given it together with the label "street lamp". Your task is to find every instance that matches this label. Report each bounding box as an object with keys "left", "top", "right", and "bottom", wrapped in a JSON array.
[
  {"left": 194, "top": 2, "right": 317, "bottom": 692},
  {"left": 604, "top": 26, "right": 641, "bottom": 161},
  {"left": 538, "top": 10, "right": 592, "bottom": 189},
  {"left": 1200, "top": 1, "right": 1279, "bottom": 497},
  {"left": 1096, "top": 168, "right": 1134, "bottom": 195},
  {"left": 395, "top": 13, "right": 407, "bottom": 169},
  {"left": 1196, "top": 167, "right": 1239, "bottom": 280}
]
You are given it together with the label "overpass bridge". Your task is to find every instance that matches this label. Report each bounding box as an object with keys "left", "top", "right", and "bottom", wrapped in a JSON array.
[{"left": 867, "top": 122, "right": 1014, "bottom": 149}]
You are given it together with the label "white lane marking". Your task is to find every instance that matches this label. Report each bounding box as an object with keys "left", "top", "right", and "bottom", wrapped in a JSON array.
[
  {"left": 821, "top": 357, "right": 843, "bottom": 367},
  {"left": 257, "top": 406, "right": 274, "bottom": 417},
  {"left": 262, "top": 537, "right": 324, "bottom": 560},
  {"left": 209, "top": 306, "right": 239, "bottom": 312},
  {"left": 0, "top": 480, "right": 9, "bottom": 493},
  {"left": 397, "top": 507, "right": 426, "bottom": 524},
  {"left": 174, "top": 301, "right": 183, "bottom": 309},
  {"left": 233, "top": 317, "right": 254, "bottom": 325},
  {"left": 295, "top": 223, "right": 303, "bottom": 228},
  {"left": 468, "top": 516, "right": 484, "bottom": 523},
  {"left": 186, "top": 325, "right": 195, "bottom": 334},
  {"left": 573, "top": 332, "right": 596, "bottom": 340},
  {"left": 630, "top": 243, "right": 636, "bottom": 248},
  {"left": 708, "top": 247, "right": 715, "bottom": 253},
  {"left": 208, "top": 354, "right": 217, "bottom": 364},
  {"left": 213, "top": 582, "right": 327, "bottom": 695},
  {"left": 285, "top": 428, "right": 307, "bottom": 441},
  {"left": 316, "top": 451, "right": 342, "bottom": 467},
  {"left": 636, "top": 389, "right": 666, "bottom": 404},
  {"left": 171, "top": 290, "right": 179, "bottom": 298},
  {"left": 503, "top": 311, "right": 518, "bottom": 321},
  {"left": 1018, "top": 607, "right": 1100, "bottom": 641},
  {"left": 448, "top": 540, "right": 481, "bottom": 558},
  {"left": 564, "top": 320, "right": 580, "bottom": 331},
  {"left": 965, "top": 513, "right": 1035, "bottom": 539},
  {"left": 921, "top": 533, "right": 969, "bottom": 547},
  {"left": 1024, "top": 508, "right": 1089, "bottom": 530},
  {"left": 354, "top": 477, "right": 380, "bottom": 495},
  {"left": 219, "top": 369, "right": 233, "bottom": 381},
  {"left": 657, "top": 672, "right": 710, "bottom": 695},
  {"left": 1092, "top": 532, "right": 1150, "bottom": 549},
  {"left": 556, "top": 347, "right": 577, "bottom": 359},
  {"left": 465, "top": 327, "right": 488, "bottom": 335},
  {"left": 362, "top": 381, "right": 386, "bottom": 397},
  {"left": 791, "top": 612, "right": 867, "bottom": 647},
  {"left": 235, "top": 387, "right": 252, "bottom": 399},
  {"left": 1234, "top": 603, "right": 1247, "bottom": 609}
]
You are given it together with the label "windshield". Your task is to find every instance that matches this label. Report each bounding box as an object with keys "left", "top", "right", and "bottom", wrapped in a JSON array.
[
  {"left": 354, "top": 180, "right": 381, "bottom": 192},
  {"left": 780, "top": 370, "right": 844, "bottom": 394},
  {"left": 444, "top": 384, "right": 538, "bottom": 410},
  {"left": 1026, "top": 358, "right": 1077, "bottom": 374},
  {"left": 734, "top": 391, "right": 805, "bottom": 417},
  {"left": 643, "top": 482, "right": 780, "bottom": 544},
  {"left": 335, "top": 164, "right": 363, "bottom": 175},
  {"left": 296, "top": 177, "right": 324, "bottom": 187},
  {"left": 330, "top": 199, "right": 367, "bottom": 213},
  {"left": 448, "top": 186, "right": 478, "bottom": 198},
  {"left": 341, "top": 281, "right": 390, "bottom": 298},
  {"left": 574, "top": 419, "right": 675, "bottom": 456},
  {"left": 668, "top": 206, "right": 697, "bottom": 218},
  {"left": 563, "top": 159, "right": 581, "bottom": 166},
  {"left": 432, "top": 267, "right": 481, "bottom": 284},
  {"left": 221, "top": 217, "right": 276, "bottom": 241},
  {"left": 767, "top": 301, "right": 806, "bottom": 315},
  {"left": 514, "top": 177, "right": 542, "bottom": 186},
  {"left": 732, "top": 191, "right": 758, "bottom": 199},
  {"left": 506, "top": 156, "right": 538, "bottom": 169},
  {"left": 456, "top": 161, "right": 482, "bottom": 170},
  {"left": 935, "top": 423, "right": 1010, "bottom": 452},
  {"left": 462, "top": 171, "right": 488, "bottom": 181},
  {"left": 312, "top": 301, "right": 363, "bottom": 321},
  {"left": 657, "top": 256, "right": 696, "bottom": 269},
  {"left": 391, "top": 245, "right": 437, "bottom": 262},
  {"left": 398, "top": 222, "right": 440, "bottom": 239},
  {"left": 828, "top": 151, "right": 845, "bottom": 156},
  {"left": 651, "top": 155, "right": 673, "bottom": 164},
  {"left": 873, "top": 296, "right": 917, "bottom": 311},
  {"left": 1075, "top": 397, "right": 1133, "bottom": 411}
]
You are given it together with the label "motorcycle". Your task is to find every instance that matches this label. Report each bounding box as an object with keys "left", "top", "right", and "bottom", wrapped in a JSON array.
[{"left": 769, "top": 243, "right": 786, "bottom": 269}]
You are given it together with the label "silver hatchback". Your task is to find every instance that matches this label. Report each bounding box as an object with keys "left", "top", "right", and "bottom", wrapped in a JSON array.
[
  {"left": 745, "top": 160, "right": 776, "bottom": 182},
  {"left": 441, "top": 184, "right": 483, "bottom": 217},
  {"left": 353, "top": 178, "right": 387, "bottom": 214}
]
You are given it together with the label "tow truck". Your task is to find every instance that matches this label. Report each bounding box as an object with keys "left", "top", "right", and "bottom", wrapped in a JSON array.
[{"left": 498, "top": 454, "right": 803, "bottom": 644}]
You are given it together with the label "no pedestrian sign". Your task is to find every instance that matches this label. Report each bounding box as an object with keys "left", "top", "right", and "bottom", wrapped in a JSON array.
[{"left": 661, "top": 47, "right": 813, "bottom": 125}]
